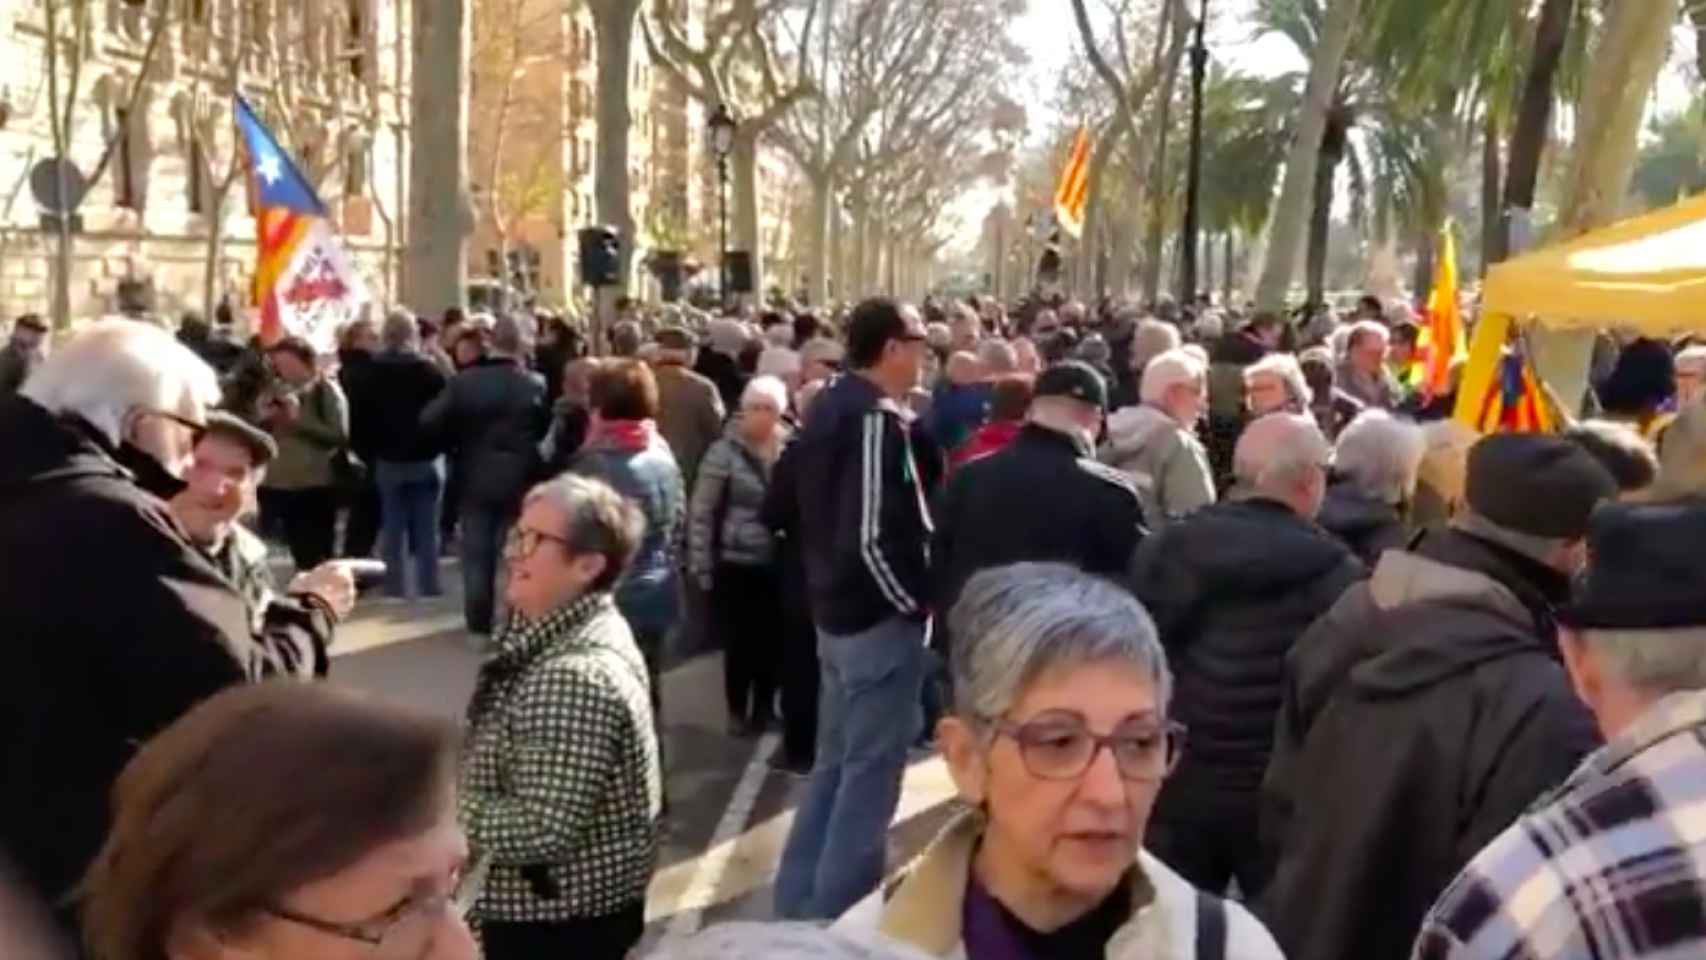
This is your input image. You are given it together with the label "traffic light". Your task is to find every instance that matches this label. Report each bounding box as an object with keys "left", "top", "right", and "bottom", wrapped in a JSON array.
[{"left": 578, "top": 226, "right": 621, "bottom": 287}]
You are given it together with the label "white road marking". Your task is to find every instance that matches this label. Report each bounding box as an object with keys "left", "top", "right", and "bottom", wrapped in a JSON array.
[{"left": 656, "top": 731, "right": 780, "bottom": 942}]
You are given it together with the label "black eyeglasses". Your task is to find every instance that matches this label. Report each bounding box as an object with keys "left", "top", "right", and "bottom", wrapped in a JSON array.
[
  {"left": 503, "top": 525, "right": 572, "bottom": 559},
  {"left": 986, "top": 715, "right": 1186, "bottom": 782},
  {"left": 265, "top": 862, "right": 483, "bottom": 954}
]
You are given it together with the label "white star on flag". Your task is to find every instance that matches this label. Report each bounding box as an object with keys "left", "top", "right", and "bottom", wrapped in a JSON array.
[{"left": 255, "top": 152, "right": 282, "bottom": 185}]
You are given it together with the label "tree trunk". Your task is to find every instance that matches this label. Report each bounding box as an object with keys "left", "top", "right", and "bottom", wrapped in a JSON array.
[
  {"left": 404, "top": 0, "right": 471, "bottom": 316},
  {"left": 732, "top": 129, "right": 762, "bottom": 303},
  {"left": 201, "top": 184, "right": 231, "bottom": 319},
  {"left": 827, "top": 200, "right": 843, "bottom": 300},
  {"left": 1142, "top": 34, "right": 1187, "bottom": 305},
  {"left": 1532, "top": 0, "right": 1677, "bottom": 414},
  {"left": 1254, "top": 0, "right": 1361, "bottom": 311},
  {"left": 1412, "top": 231, "right": 1434, "bottom": 305},
  {"left": 807, "top": 168, "right": 831, "bottom": 304},
  {"left": 1307, "top": 122, "right": 1343, "bottom": 309},
  {"left": 1222, "top": 231, "right": 1234, "bottom": 306},
  {"left": 851, "top": 199, "right": 869, "bottom": 294},
  {"left": 1480, "top": 108, "right": 1502, "bottom": 278},
  {"left": 1499, "top": 0, "right": 1575, "bottom": 264}
]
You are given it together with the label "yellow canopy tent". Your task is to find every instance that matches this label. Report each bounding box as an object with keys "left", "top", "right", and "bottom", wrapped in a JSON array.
[
  {"left": 1481, "top": 191, "right": 1706, "bottom": 334},
  {"left": 1454, "top": 192, "right": 1706, "bottom": 433}
]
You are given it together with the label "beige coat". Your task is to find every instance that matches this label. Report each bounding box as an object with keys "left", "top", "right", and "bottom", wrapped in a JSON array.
[{"left": 834, "top": 811, "right": 1283, "bottom": 960}]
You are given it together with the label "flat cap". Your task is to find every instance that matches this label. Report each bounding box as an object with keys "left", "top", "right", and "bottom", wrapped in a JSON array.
[
  {"left": 1034, "top": 360, "right": 1108, "bottom": 410},
  {"left": 1561, "top": 498, "right": 1706, "bottom": 630},
  {"left": 199, "top": 411, "right": 277, "bottom": 468}
]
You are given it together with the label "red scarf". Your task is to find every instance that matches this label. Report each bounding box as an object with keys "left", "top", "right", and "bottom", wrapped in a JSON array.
[{"left": 588, "top": 418, "right": 655, "bottom": 452}]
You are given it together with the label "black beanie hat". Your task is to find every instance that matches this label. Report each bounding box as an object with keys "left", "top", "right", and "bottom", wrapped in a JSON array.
[
  {"left": 1464, "top": 433, "right": 1617, "bottom": 540},
  {"left": 1561, "top": 498, "right": 1706, "bottom": 630}
]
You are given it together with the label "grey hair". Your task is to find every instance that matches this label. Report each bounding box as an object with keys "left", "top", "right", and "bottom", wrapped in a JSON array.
[
  {"left": 1130, "top": 319, "right": 1181, "bottom": 374},
  {"left": 1578, "top": 627, "right": 1706, "bottom": 697},
  {"left": 657, "top": 922, "right": 936, "bottom": 960},
  {"left": 20, "top": 318, "right": 219, "bottom": 446},
  {"left": 948, "top": 563, "right": 1172, "bottom": 723},
  {"left": 1234, "top": 412, "right": 1330, "bottom": 493},
  {"left": 1333, "top": 410, "right": 1426, "bottom": 504},
  {"left": 523, "top": 473, "right": 645, "bottom": 592},
  {"left": 490, "top": 313, "right": 528, "bottom": 357},
  {"left": 978, "top": 338, "right": 1019, "bottom": 374},
  {"left": 381, "top": 309, "right": 419, "bottom": 351},
  {"left": 1245, "top": 352, "right": 1314, "bottom": 407},
  {"left": 800, "top": 337, "right": 845, "bottom": 367},
  {"left": 1139, "top": 348, "right": 1205, "bottom": 407}
]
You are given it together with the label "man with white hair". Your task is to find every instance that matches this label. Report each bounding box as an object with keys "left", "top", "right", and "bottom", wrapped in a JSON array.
[
  {"left": 1243, "top": 352, "right": 1312, "bottom": 418},
  {"left": 1262, "top": 434, "right": 1615, "bottom": 960},
  {"left": 1129, "top": 412, "right": 1363, "bottom": 898},
  {"left": 1102, "top": 348, "right": 1217, "bottom": 524},
  {"left": 1414, "top": 499, "right": 1706, "bottom": 960},
  {"left": 1317, "top": 410, "right": 1426, "bottom": 565},
  {"left": 1337, "top": 320, "right": 1398, "bottom": 409},
  {"left": 0, "top": 320, "right": 340, "bottom": 935}
]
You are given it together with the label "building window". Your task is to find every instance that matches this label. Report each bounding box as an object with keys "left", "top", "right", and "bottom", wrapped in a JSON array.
[
  {"left": 346, "top": 0, "right": 366, "bottom": 78},
  {"left": 344, "top": 140, "right": 368, "bottom": 198}
]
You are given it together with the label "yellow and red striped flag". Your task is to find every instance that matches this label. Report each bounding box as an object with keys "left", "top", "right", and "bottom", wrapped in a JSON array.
[
  {"left": 1053, "top": 126, "right": 1091, "bottom": 239},
  {"left": 1421, "top": 222, "right": 1465, "bottom": 398},
  {"left": 1453, "top": 312, "right": 1555, "bottom": 434}
]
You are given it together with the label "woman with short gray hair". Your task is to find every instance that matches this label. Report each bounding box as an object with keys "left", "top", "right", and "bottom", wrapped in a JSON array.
[
  {"left": 835, "top": 563, "right": 1282, "bottom": 960},
  {"left": 1318, "top": 409, "right": 1425, "bottom": 565},
  {"left": 461, "top": 472, "right": 661, "bottom": 960}
]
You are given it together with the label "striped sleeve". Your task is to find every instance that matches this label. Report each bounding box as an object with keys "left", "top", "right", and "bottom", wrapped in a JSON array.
[{"left": 859, "top": 411, "right": 920, "bottom": 616}]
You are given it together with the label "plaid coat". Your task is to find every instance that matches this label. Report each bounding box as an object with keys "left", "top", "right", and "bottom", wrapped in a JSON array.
[
  {"left": 461, "top": 592, "right": 662, "bottom": 922},
  {"left": 1414, "top": 689, "right": 1706, "bottom": 960}
]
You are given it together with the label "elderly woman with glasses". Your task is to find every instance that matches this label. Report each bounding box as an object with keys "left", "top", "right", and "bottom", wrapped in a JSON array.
[
  {"left": 836, "top": 563, "right": 1281, "bottom": 960},
  {"left": 460, "top": 474, "right": 662, "bottom": 960}
]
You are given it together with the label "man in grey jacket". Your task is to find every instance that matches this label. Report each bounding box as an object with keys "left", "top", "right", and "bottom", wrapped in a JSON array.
[{"left": 1101, "top": 347, "right": 1216, "bottom": 524}]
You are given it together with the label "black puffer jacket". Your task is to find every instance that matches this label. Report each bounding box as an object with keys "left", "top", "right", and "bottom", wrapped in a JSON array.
[
  {"left": 1130, "top": 497, "right": 1363, "bottom": 812},
  {"left": 364, "top": 349, "right": 449, "bottom": 463},
  {"left": 0, "top": 397, "right": 325, "bottom": 930},
  {"left": 420, "top": 357, "right": 547, "bottom": 508},
  {"left": 1315, "top": 477, "right": 1408, "bottom": 566},
  {"left": 1257, "top": 528, "right": 1601, "bottom": 960}
]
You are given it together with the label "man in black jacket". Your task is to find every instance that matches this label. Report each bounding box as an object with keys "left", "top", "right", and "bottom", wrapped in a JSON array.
[
  {"left": 1259, "top": 433, "right": 1616, "bottom": 960},
  {"left": 420, "top": 313, "right": 547, "bottom": 635},
  {"left": 1131, "top": 411, "right": 1364, "bottom": 897},
  {"left": 775, "top": 297, "right": 932, "bottom": 921},
  {"left": 932, "top": 361, "right": 1144, "bottom": 631},
  {"left": 0, "top": 321, "right": 335, "bottom": 936},
  {"left": 366, "top": 310, "right": 451, "bottom": 599}
]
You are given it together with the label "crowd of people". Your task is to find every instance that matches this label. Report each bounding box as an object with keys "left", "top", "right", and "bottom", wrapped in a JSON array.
[{"left": 6, "top": 283, "right": 1706, "bottom": 960}]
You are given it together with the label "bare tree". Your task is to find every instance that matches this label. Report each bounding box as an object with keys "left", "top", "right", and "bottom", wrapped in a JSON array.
[{"left": 642, "top": 0, "right": 817, "bottom": 301}]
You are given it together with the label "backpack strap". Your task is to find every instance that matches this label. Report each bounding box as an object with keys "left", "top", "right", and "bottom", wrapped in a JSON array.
[{"left": 1196, "top": 890, "right": 1227, "bottom": 960}]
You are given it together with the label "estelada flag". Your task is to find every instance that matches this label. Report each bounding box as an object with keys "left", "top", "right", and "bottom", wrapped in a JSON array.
[
  {"left": 1420, "top": 222, "right": 1465, "bottom": 397},
  {"left": 1453, "top": 312, "right": 1554, "bottom": 434},
  {"left": 1053, "top": 126, "right": 1091, "bottom": 240},
  {"left": 236, "top": 95, "right": 369, "bottom": 351}
]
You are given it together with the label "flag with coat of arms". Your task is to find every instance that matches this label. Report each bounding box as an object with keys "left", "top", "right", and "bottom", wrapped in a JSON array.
[{"left": 235, "top": 95, "right": 369, "bottom": 351}]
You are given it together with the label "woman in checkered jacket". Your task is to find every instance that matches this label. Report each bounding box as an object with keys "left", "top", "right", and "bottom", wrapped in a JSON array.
[{"left": 461, "top": 473, "right": 663, "bottom": 960}]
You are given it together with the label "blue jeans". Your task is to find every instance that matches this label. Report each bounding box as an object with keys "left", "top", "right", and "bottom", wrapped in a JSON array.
[
  {"left": 375, "top": 459, "right": 444, "bottom": 598},
  {"left": 774, "top": 616, "right": 925, "bottom": 919},
  {"left": 460, "top": 502, "right": 515, "bottom": 635}
]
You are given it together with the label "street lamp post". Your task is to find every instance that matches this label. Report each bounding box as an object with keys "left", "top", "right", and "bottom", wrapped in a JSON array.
[
  {"left": 708, "top": 103, "right": 737, "bottom": 312},
  {"left": 1180, "top": 0, "right": 1208, "bottom": 305}
]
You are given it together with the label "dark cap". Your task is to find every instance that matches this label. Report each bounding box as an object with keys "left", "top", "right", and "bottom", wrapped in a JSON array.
[
  {"left": 1034, "top": 361, "right": 1107, "bottom": 410},
  {"left": 1561, "top": 498, "right": 1706, "bottom": 630},
  {"left": 1465, "top": 433, "right": 1617, "bottom": 539},
  {"left": 198, "top": 411, "right": 277, "bottom": 468},
  {"left": 654, "top": 326, "right": 695, "bottom": 351}
]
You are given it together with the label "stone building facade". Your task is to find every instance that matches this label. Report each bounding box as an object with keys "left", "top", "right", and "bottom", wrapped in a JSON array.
[{"left": 0, "top": 0, "right": 411, "bottom": 325}]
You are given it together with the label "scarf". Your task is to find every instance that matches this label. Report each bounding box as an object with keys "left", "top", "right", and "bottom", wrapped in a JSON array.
[{"left": 588, "top": 418, "right": 656, "bottom": 453}]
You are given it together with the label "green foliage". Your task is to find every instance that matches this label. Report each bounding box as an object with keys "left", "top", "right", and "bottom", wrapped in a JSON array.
[{"left": 1631, "top": 102, "right": 1706, "bottom": 209}]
